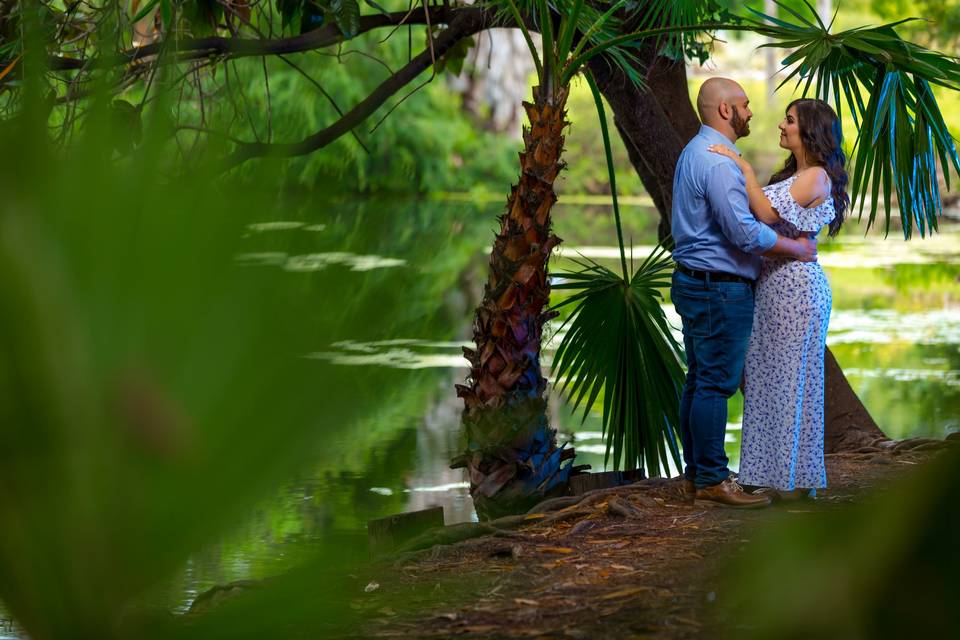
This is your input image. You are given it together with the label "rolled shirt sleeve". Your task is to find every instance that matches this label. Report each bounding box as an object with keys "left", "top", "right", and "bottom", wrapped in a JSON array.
[{"left": 705, "top": 161, "right": 777, "bottom": 254}]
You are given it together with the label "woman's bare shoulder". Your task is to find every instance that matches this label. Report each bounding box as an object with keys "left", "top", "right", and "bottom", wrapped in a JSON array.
[{"left": 791, "top": 167, "right": 831, "bottom": 207}]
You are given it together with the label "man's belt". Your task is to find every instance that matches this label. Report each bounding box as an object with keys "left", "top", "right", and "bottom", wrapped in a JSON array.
[{"left": 675, "top": 263, "right": 755, "bottom": 285}]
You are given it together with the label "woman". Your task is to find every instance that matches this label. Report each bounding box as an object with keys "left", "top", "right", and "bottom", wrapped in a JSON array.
[{"left": 708, "top": 98, "right": 848, "bottom": 500}]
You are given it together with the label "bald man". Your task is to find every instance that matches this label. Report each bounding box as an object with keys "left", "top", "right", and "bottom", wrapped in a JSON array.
[{"left": 670, "top": 78, "right": 817, "bottom": 508}]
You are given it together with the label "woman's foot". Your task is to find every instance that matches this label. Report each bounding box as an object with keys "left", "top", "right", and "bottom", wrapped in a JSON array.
[
  {"left": 778, "top": 488, "right": 818, "bottom": 502},
  {"left": 749, "top": 487, "right": 818, "bottom": 502}
]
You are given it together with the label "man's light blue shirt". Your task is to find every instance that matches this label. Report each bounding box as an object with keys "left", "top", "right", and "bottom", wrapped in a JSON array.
[{"left": 671, "top": 125, "right": 777, "bottom": 280}]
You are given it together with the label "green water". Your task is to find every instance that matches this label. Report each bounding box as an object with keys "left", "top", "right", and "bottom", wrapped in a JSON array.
[{"left": 1, "top": 198, "right": 956, "bottom": 635}]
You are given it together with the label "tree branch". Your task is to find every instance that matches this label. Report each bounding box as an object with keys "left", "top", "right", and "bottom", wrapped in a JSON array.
[
  {"left": 49, "top": 7, "right": 485, "bottom": 71},
  {"left": 221, "top": 7, "right": 491, "bottom": 171}
]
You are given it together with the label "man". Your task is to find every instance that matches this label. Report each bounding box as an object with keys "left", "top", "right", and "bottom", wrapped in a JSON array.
[{"left": 671, "top": 78, "right": 817, "bottom": 508}]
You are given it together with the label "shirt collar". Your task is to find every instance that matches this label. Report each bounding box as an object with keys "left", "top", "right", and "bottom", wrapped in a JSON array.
[{"left": 700, "top": 124, "right": 740, "bottom": 153}]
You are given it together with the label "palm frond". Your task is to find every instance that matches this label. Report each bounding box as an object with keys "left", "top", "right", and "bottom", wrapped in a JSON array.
[
  {"left": 567, "top": 0, "right": 645, "bottom": 87},
  {"left": 748, "top": 0, "right": 960, "bottom": 238},
  {"left": 626, "top": 0, "right": 734, "bottom": 64},
  {"left": 550, "top": 247, "right": 685, "bottom": 476}
]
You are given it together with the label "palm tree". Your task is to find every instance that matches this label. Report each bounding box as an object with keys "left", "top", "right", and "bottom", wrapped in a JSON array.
[{"left": 451, "top": 0, "right": 696, "bottom": 519}]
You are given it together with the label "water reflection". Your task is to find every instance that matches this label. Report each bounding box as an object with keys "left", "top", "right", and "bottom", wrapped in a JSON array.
[{"left": 236, "top": 251, "right": 407, "bottom": 271}]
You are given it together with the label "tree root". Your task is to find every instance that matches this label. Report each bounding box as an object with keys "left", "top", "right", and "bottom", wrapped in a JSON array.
[
  {"left": 607, "top": 496, "right": 644, "bottom": 519},
  {"left": 392, "top": 477, "right": 676, "bottom": 561}
]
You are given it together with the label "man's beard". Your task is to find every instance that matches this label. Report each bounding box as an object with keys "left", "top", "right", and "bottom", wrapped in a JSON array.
[{"left": 731, "top": 106, "right": 750, "bottom": 138}]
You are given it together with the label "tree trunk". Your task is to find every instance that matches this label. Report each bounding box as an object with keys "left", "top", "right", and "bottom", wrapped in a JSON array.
[
  {"left": 823, "top": 348, "right": 887, "bottom": 451},
  {"left": 453, "top": 85, "right": 577, "bottom": 520},
  {"left": 595, "top": 54, "right": 886, "bottom": 452}
]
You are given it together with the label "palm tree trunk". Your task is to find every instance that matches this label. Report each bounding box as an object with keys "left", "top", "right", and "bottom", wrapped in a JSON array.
[{"left": 453, "top": 85, "right": 576, "bottom": 520}]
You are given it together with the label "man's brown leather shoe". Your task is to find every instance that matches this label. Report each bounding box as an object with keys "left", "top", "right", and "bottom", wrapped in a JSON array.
[
  {"left": 681, "top": 479, "right": 695, "bottom": 504},
  {"left": 695, "top": 477, "right": 772, "bottom": 509}
]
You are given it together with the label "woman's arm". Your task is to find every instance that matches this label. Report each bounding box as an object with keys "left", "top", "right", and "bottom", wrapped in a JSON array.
[{"left": 707, "top": 145, "right": 781, "bottom": 224}]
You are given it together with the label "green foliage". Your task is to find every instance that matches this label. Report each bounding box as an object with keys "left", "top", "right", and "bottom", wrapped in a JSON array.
[
  {"left": 0, "top": 71, "right": 498, "bottom": 636},
  {"left": 328, "top": 0, "right": 362, "bottom": 38},
  {"left": 550, "top": 248, "right": 685, "bottom": 475},
  {"left": 429, "top": 29, "right": 475, "bottom": 76},
  {"left": 871, "top": 0, "right": 960, "bottom": 49},
  {"left": 748, "top": 0, "right": 960, "bottom": 238},
  {"left": 627, "top": 0, "right": 737, "bottom": 64},
  {"left": 278, "top": 0, "right": 360, "bottom": 37},
  {"left": 0, "top": 119, "right": 338, "bottom": 636},
  {"left": 182, "top": 0, "right": 224, "bottom": 35},
  {"left": 161, "top": 24, "right": 516, "bottom": 191}
]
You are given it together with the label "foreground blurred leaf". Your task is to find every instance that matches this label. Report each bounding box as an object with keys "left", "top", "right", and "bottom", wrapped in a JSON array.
[
  {"left": 0, "top": 105, "right": 444, "bottom": 637},
  {"left": 726, "top": 446, "right": 960, "bottom": 638}
]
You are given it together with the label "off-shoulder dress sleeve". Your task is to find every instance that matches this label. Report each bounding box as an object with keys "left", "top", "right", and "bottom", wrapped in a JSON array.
[{"left": 761, "top": 178, "right": 836, "bottom": 233}]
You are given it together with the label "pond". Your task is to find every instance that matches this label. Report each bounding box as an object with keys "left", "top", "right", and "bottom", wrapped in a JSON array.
[{"left": 1, "top": 196, "right": 957, "bottom": 634}]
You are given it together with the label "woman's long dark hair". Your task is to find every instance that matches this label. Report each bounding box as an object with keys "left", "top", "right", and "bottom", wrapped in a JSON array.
[{"left": 770, "top": 98, "right": 848, "bottom": 236}]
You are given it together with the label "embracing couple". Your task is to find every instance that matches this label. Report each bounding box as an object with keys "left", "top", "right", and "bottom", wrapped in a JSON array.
[{"left": 671, "top": 78, "right": 848, "bottom": 508}]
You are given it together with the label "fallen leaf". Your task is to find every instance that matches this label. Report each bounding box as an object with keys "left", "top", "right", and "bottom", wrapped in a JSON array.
[
  {"left": 539, "top": 546, "right": 575, "bottom": 554},
  {"left": 610, "top": 564, "right": 634, "bottom": 571},
  {"left": 600, "top": 586, "right": 653, "bottom": 600},
  {"left": 672, "top": 615, "right": 703, "bottom": 627},
  {"left": 513, "top": 598, "right": 539, "bottom": 606}
]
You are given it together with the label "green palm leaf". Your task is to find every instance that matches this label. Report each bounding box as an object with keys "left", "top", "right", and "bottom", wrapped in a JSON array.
[
  {"left": 550, "top": 247, "right": 684, "bottom": 476},
  {"left": 748, "top": 0, "right": 960, "bottom": 238}
]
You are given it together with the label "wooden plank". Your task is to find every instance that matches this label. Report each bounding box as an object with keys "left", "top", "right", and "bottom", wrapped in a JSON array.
[{"left": 367, "top": 506, "right": 445, "bottom": 553}]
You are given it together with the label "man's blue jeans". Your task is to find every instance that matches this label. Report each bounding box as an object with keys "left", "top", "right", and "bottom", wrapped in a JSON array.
[{"left": 671, "top": 270, "right": 755, "bottom": 488}]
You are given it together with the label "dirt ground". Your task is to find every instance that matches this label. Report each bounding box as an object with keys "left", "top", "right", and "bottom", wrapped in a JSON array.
[{"left": 356, "top": 440, "right": 954, "bottom": 639}]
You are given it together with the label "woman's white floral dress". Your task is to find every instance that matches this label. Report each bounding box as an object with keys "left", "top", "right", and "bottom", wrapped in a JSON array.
[{"left": 738, "top": 174, "right": 836, "bottom": 491}]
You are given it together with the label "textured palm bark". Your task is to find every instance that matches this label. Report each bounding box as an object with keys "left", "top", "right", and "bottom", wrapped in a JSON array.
[
  {"left": 594, "top": 54, "right": 885, "bottom": 452},
  {"left": 454, "top": 85, "right": 576, "bottom": 520}
]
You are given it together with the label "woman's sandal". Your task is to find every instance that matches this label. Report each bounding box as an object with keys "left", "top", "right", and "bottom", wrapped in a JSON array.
[
  {"left": 779, "top": 488, "right": 818, "bottom": 502},
  {"left": 750, "top": 487, "right": 818, "bottom": 502}
]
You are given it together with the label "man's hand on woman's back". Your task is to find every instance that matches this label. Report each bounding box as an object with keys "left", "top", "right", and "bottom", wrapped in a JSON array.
[{"left": 764, "top": 234, "right": 818, "bottom": 262}]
